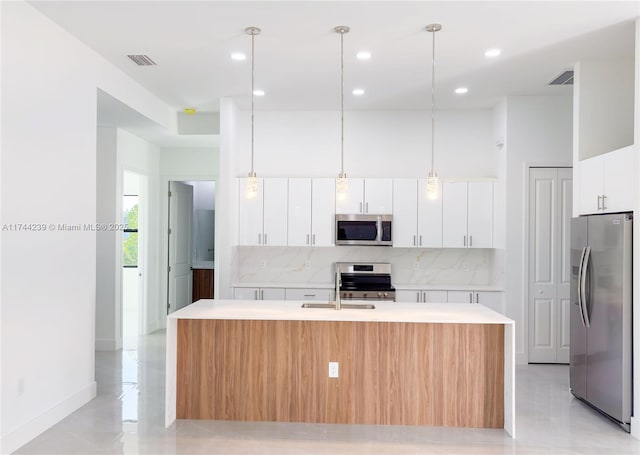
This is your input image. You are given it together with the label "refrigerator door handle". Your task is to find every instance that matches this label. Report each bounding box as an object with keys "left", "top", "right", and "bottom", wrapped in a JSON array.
[
  {"left": 580, "top": 246, "right": 591, "bottom": 328},
  {"left": 576, "top": 246, "right": 587, "bottom": 327}
]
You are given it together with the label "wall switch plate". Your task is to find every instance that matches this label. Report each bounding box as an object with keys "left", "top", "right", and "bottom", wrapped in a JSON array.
[
  {"left": 462, "top": 262, "right": 470, "bottom": 272},
  {"left": 328, "top": 361, "right": 339, "bottom": 378},
  {"left": 260, "top": 260, "right": 267, "bottom": 268},
  {"left": 304, "top": 260, "right": 311, "bottom": 269}
]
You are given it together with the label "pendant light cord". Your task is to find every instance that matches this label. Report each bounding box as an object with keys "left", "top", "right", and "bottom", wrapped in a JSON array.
[
  {"left": 340, "top": 29, "right": 345, "bottom": 176},
  {"left": 250, "top": 30, "right": 255, "bottom": 175},
  {"left": 430, "top": 27, "right": 436, "bottom": 174}
]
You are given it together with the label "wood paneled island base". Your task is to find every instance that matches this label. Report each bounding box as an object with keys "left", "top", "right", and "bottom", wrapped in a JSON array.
[{"left": 176, "top": 318, "right": 504, "bottom": 428}]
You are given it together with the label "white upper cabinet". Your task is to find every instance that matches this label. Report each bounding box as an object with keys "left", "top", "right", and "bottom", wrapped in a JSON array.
[
  {"left": 288, "top": 178, "right": 312, "bottom": 246},
  {"left": 417, "top": 178, "right": 443, "bottom": 247},
  {"left": 238, "top": 177, "right": 287, "bottom": 246},
  {"left": 442, "top": 181, "right": 469, "bottom": 248},
  {"left": 442, "top": 180, "right": 493, "bottom": 248},
  {"left": 288, "top": 178, "right": 335, "bottom": 247},
  {"left": 579, "top": 146, "right": 638, "bottom": 215},
  {"left": 311, "top": 178, "right": 335, "bottom": 246},
  {"left": 336, "top": 178, "right": 392, "bottom": 214},
  {"left": 238, "top": 178, "right": 264, "bottom": 246},
  {"left": 467, "top": 181, "right": 493, "bottom": 248},
  {"left": 393, "top": 178, "right": 442, "bottom": 248}
]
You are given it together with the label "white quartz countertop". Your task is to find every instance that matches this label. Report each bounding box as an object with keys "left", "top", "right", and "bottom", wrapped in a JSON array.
[
  {"left": 232, "top": 282, "right": 334, "bottom": 289},
  {"left": 169, "top": 299, "right": 514, "bottom": 325}
]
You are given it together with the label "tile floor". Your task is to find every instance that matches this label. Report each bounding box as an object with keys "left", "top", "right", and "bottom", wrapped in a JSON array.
[{"left": 15, "top": 330, "right": 640, "bottom": 454}]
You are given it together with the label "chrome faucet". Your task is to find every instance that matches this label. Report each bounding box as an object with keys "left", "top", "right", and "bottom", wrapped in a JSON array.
[{"left": 335, "top": 268, "right": 342, "bottom": 310}]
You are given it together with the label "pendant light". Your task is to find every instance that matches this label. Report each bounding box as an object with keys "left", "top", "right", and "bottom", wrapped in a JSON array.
[
  {"left": 245, "top": 26, "right": 261, "bottom": 199},
  {"left": 426, "top": 23, "right": 441, "bottom": 200},
  {"left": 335, "top": 25, "right": 350, "bottom": 201}
]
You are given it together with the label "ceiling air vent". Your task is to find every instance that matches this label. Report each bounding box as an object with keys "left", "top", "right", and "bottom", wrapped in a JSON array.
[
  {"left": 548, "top": 70, "right": 573, "bottom": 86},
  {"left": 127, "top": 54, "right": 157, "bottom": 66}
]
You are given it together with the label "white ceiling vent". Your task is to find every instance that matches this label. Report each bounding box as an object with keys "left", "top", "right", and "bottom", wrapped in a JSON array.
[
  {"left": 548, "top": 70, "right": 573, "bottom": 85},
  {"left": 127, "top": 54, "right": 156, "bottom": 66}
]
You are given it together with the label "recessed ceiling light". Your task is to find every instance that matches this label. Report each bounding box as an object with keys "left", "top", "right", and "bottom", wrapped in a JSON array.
[
  {"left": 231, "top": 52, "right": 246, "bottom": 61},
  {"left": 352, "top": 88, "right": 365, "bottom": 96},
  {"left": 253, "top": 89, "right": 265, "bottom": 96},
  {"left": 484, "top": 48, "right": 501, "bottom": 58},
  {"left": 455, "top": 87, "right": 468, "bottom": 94},
  {"left": 356, "top": 51, "right": 371, "bottom": 60}
]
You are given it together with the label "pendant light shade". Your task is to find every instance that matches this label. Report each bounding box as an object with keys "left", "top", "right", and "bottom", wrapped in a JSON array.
[
  {"left": 245, "top": 26, "right": 261, "bottom": 199},
  {"left": 426, "top": 23, "right": 441, "bottom": 200},
  {"left": 335, "top": 25, "right": 350, "bottom": 201}
]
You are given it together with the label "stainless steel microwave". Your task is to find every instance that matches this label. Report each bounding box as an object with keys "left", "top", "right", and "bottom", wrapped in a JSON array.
[{"left": 335, "top": 214, "right": 393, "bottom": 246}]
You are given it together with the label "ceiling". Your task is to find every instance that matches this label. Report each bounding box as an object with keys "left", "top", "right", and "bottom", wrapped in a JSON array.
[{"left": 29, "top": 1, "right": 638, "bottom": 114}]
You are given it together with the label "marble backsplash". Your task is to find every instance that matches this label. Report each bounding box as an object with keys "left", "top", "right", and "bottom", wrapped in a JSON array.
[{"left": 232, "top": 246, "right": 501, "bottom": 286}]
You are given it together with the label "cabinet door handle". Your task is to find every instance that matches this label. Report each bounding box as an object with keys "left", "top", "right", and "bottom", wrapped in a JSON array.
[
  {"left": 470, "top": 235, "right": 473, "bottom": 247},
  {"left": 306, "top": 234, "right": 310, "bottom": 245},
  {"left": 261, "top": 290, "right": 264, "bottom": 300},
  {"left": 419, "top": 235, "right": 423, "bottom": 246},
  {"left": 258, "top": 233, "right": 262, "bottom": 244},
  {"left": 360, "top": 202, "right": 363, "bottom": 213},
  {"left": 366, "top": 202, "right": 369, "bottom": 213},
  {"left": 264, "top": 233, "right": 268, "bottom": 244},
  {"left": 303, "top": 294, "right": 315, "bottom": 297},
  {"left": 597, "top": 195, "right": 602, "bottom": 210},
  {"left": 463, "top": 236, "right": 467, "bottom": 247},
  {"left": 602, "top": 195, "right": 607, "bottom": 211},
  {"left": 423, "top": 292, "right": 427, "bottom": 303},
  {"left": 416, "top": 292, "right": 420, "bottom": 303},
  {"left": 312, "top": 234, "right": 316, "bottom": 245},
  {"left": 476, "top": 293, "right": 479, "bottom": 303},
  {"left": 413, "top": 235, "right": 416, "bottom": 246},
  {"left": 255, "top": 290, "right": 258, "bottom": 300},
  {"left": 469, "top": 292, "right": 473, "bottom": 303}
]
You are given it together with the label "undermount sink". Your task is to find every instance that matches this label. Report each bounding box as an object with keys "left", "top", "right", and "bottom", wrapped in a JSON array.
[{"left": 301, "top": 302, "right": 376, "bottom": 310}]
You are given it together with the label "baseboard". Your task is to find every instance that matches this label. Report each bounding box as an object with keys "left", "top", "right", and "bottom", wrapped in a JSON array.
[
  {"left": 0, "top": 381, "right": 96, "bottom": 454},
  {"left": 631, "top": 416, "right": 640, "bottom": 440},
  {"left": 95, "top": 338, "right": 117, "bottom": 351}
]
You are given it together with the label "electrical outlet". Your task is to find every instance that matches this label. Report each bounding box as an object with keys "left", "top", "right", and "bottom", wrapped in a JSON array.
[
  {"left": 260, "top": 260, "right": 267, "bottom": 268},
  {"left": 328, "top": 362, "right": 339, "bottom": 378},
  {"left": 462, "top": 262, "right": 470, "bottom": 272},
  {"left": 414, "top": 261, "right": 420, "bottom": 270},
  {"left": 304, "top": 260, "right": 311, "bottom": 269}
]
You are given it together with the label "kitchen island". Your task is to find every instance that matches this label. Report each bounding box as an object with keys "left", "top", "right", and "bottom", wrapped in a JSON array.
[{"left": 165, "top": 300, "right": 515, "bottom": 437}]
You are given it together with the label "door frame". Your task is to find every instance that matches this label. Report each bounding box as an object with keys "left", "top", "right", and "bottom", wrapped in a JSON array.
[
  {"left": 159, "top": 175, "right": 216, "bottom": 329},
  {"left": 523, "top": 163, "right": 572, "bottom": 363}
]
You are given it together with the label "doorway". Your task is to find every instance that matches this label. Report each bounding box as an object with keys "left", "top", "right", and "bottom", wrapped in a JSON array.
[
  {"left": 167, "top": 180, "right": 215, "bottom": 314},
  {"left": 527, "top": 167, "right": 572, "bottom": 363},
  {"left": 122, "top": 171, "right": 144, "bottom": 349}
]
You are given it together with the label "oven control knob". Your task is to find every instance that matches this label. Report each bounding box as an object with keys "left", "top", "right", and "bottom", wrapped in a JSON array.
[
  {"left": 377, "top": 292, "right": 383, "bottom": 298},
  {"left": 363, "top": 293, "right": 367, "bottom": 298},
  {"left": 383, "top": 292, "right": 388, "bottom": 298}
]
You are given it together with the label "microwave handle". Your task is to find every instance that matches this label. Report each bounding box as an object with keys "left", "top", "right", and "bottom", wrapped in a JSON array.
[{"left": 376, "top": 216, "right": 382, "bottom": 241}]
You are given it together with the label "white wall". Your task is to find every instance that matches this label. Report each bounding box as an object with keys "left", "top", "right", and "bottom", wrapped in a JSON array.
[
  {"left": 236, "top": 109, "right": 496, "bottom": 178},
  {"left": 0, "top": 2, "right": 174, "bottom": 452},
  {"left": 504, "top": 95, "right": 573, "bottom": 363},
  {"left": 117, "top": 129, "right": 161, "bottom": 335}
]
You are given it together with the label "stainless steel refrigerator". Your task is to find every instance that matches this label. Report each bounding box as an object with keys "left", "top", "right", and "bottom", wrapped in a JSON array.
[{"left": 570, "top": 213, "right": 632, "bottom": 431}]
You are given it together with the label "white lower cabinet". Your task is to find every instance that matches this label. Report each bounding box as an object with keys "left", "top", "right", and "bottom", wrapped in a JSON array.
[
  {"left": 396, "top": 290, "right": 447, "bottom": 303},
  {"left": 234, "top": 287, "right": 285, "bottom": 300},
  {"left": 395, "top": 289, "right": 504, "bottom": 313},
  {"left": 447, "top": 291, "right": 504, "bottom": 313},
  {"left": 285, "top": 288, "right": 334, "bottom": 301}
]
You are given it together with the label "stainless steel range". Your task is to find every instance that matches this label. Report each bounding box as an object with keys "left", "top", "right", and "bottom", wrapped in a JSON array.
[{"left": 336, "top": 262, "right": 396, "bottom": 301}]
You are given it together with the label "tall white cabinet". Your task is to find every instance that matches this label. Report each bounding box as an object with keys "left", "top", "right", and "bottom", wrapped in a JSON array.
[
  {"left": 442, "top": 181, "right": 493, "bottom": 248},
  {"left": 393, "top": 178, "right": 443, "bottom": 247},
  {"left": 336, "top": 178, "right": 393, "bottom": 215},
  {"left": 288, "top": 178, "right": 335, "bottom": 247},
  {"left": 238, "top": 178, "right": 288, "bottom": 246}
]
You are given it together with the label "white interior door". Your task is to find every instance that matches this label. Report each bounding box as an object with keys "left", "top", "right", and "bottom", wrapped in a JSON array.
[
  {"left": 528, "top": 168, "right": 572, "bottom": 363},
  {"left": 168, "top": 181, "right": 193, "bottom": 313}
]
